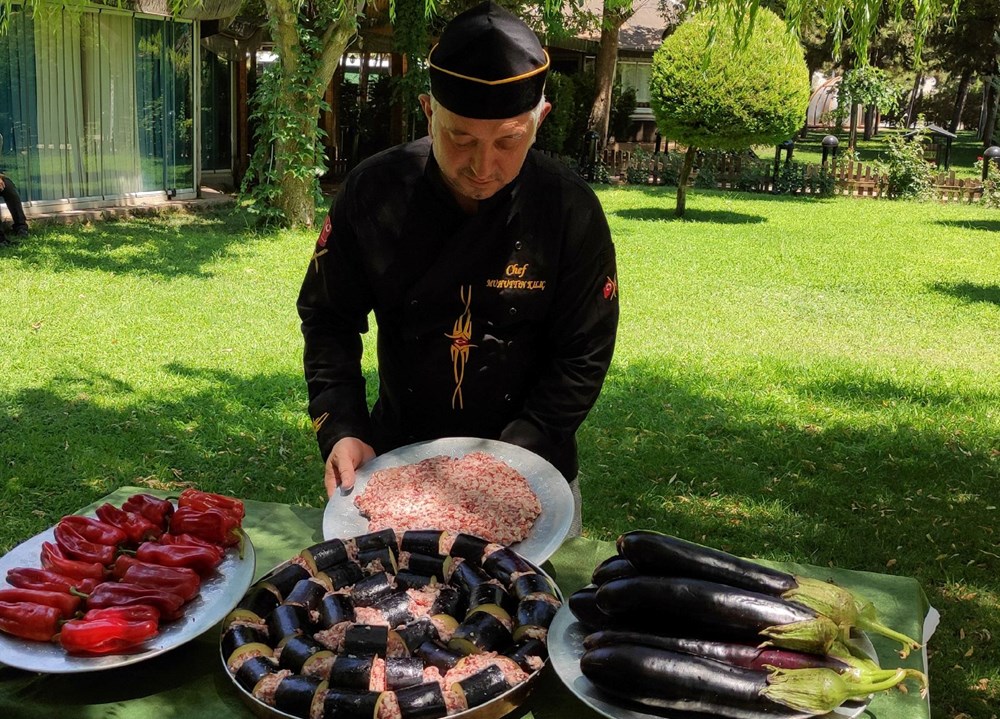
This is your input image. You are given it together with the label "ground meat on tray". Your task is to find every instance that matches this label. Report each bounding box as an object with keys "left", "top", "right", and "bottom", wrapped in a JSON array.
[{"left": 354, "top": 452, "right": 541, "bottom": 545}]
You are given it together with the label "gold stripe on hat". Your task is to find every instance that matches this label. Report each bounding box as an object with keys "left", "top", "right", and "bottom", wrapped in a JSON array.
[{"left": 428, "top": 46, "right": 550, "bottom": 86}]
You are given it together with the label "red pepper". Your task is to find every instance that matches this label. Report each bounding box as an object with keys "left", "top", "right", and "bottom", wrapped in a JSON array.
[
  {"left": 83, "top": 604, "right": 161, "bottom": 624},
  {"left": 0, "top": 588, "right": 83, "bottom": 618},
  {"left": 135, "top": 541, "right": 222, "bottom": 576},
  {"left": 59, "top": 615, "right": 159, "bottom": 655},
  {"left": 95, "top": 503, "right": 162, "bottom": 544},
  {"left": 121, "top": 493, "right": 174, "bottom": 531},
  {"left": 0, "top": 601, "right": 62, "bottom": 642},
  {"left": 59, "top": 515, "right": 128, "bottom": 547},
  {"left": 40, "top": 541, "right": 106, "bottom": 581},
  {"left": 85, "top": 583, "right": 186, "bottom": 622},
  {"left": 53, "top": 521, "right": 117, "bottom": 565},
  {"left": 177, "top": 488, "right": 245, "bottom": 520},
  {"left": 159, "top": 532, "right": 224, "bottom": 551},
  {"left": 168, "top": 506, "right": 241, "bottom": 547},
  {"left": 120, "top": 562, "right": 201, "bottom": 602},
  {"left": 6, "top": 567, "right": 100, "bottom": 595}
]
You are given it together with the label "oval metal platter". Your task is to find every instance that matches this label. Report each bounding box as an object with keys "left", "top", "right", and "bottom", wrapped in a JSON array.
[
  {"left": 547, "top": 603, "right": 876, "bottom": 719},
  {"left": 0, "top": 525, "right": 256, "bottom": 674},
  {"left": 223, "top": 534, "right": 563, "bottom": 719},
  {"left": 323, "top": 437, "right": 574, "bottom": 566}
]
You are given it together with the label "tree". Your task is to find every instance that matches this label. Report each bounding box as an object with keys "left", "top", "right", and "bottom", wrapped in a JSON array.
[
  {"left": 586, "top": 0, "right": 635, "bottom": 148},
  {"left": 835, "top": 65, "right": 901, "bottom": 147},
  {"left": 649, "top": 7, "right": 810, "bottom": 216}
]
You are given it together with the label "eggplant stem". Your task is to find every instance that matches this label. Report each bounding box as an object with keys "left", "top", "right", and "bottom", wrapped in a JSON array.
[
  {"left": 855, "top": 616, "right": 922, "bottom": 658},
  {"left": 842, "top": 668, "right": 908, "bottom": 697}
]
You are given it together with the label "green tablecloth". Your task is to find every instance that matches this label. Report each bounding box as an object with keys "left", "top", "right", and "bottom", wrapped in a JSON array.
[{"left": 0, "top": 488, "right": 932, "bottom": 719}]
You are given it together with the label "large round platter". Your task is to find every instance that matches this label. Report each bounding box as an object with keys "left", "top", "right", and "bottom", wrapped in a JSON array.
[
  {"left": 323, "top": 438, "right": 574, "bottom": 566},
  {"left": 222, "top": 530, "right": 562, "bottom": 719},
  {"left": 0, "top": 524, "right": 256, "bottom": 673},
  {"left": 547, "top": 604, "right": 876, "bottom": 719}
]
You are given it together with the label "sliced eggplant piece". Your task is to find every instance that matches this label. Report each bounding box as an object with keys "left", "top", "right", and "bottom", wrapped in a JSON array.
[
  {"left": 415, "top": 640, "right": 463, "bottom": 671},
  {"left": 395, "top": 617, "right": 439, "bottom": 654},
  {"left": 266, "top": 603, "right": 312, "bottom": 647},
  {"left": 467, "top": 582, "right": 514, "bottom": 617},
  {"left": 260, "top": 563, "right": 311, "bottom": 600},
  {"left": 301, "top": 538, "right": 351, "bottom": 574},
  {"left": 394, "top": 570, "right": 437, "bottom": 591},
  {"left": 318, "top": 592, "right": 356, "bottom": 629},
  {"left": 385, "top": 656, "right": 425, "bottom": 690},
  {"left": 351, "top": 571, "right": 396, "bottom": 607},
  {"left": 285, "top": 577, "right": 330, "bottom": 612},
  {"left": 505, "top": 637, "right": 547, "bottom": 673},
  {"left": 512, "top": 597, "right": 558, "bottom": 642},
  {"left": 448, "top": 610, "right": 513, "bottom": 655},
  {"left": 430, "top": 585, "right": 465, "bottom": 618},
  {"left": 225, "top": 583, "right": 281, "bottom": 626},
  {"left": 358, "top": 546, "right": 399, "bottom": 573},
  {"left": 372, "top": 590, "right": 415, "bottom": 628},
  {"left": 510, "top": 572, "right": 558, "bottom": 601},
  {"left": 449, "top": 533, "right": 489, "bottom": 562},
  {"left": 354, "top": 528, "right": 397, "bottom": 553},
  {"left": 273, "top": 673, "right": 326, "bottom": 719},
  {"left": 400, "top": 529, "right": 444, "bottom": 556},
  {"left": 403, "top": 552, "right": 452, "bottom": 581},
  {"left": 322, "top": 561, "right": 365, "bottom": 590},
  {"left": 234, "top": 654, "right": 279, "bottom": 694},
  {"left": 450, "top": 560, "right": 492, "bottom": 597},
  {"left": 322, "top": 688, "right": 385, "bottom": 719},
  {"left": 482, "top": 547, "right": 533, "bottom": 584},
  {"left": 279, "top": 635, "right": 327, "bottom": 674},
  {"left": 394, "top": 681, "right": 447, "bottom": 719},
  {"left": 451, "top": 664, "right": 512, "bottom": 708},
  {"left": 344, "top": 624, "right": 390, "bottom": 656},
  {"left": 222, "top": 623, "right": 271, "bottom": 667},
  {"left": 329, "top": 655, "right": 375, "bottom": 690}
]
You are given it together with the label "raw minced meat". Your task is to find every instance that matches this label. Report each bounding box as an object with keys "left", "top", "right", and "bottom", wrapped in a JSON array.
[{"left": 354, "top": 452, "right": 541, "bottom": 544}]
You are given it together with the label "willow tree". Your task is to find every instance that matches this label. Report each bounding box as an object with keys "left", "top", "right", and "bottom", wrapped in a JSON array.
[{"left": 649, "top": 8, "right": 811, "bottom": 216}]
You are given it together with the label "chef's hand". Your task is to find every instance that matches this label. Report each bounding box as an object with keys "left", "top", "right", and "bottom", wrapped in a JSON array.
[{"left": 325, "top": 437, "right": 375, "bottom": 497}]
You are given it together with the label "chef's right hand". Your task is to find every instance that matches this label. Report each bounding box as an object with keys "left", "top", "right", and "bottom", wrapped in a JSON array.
[{"left": 325, "top": 437, "right": 376, "bottom": 497}]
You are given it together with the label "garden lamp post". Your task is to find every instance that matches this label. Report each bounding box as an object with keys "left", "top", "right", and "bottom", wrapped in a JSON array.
[
  {"left": 772, "top": 139, "right": 795, "bottom": 192},
  {"left": 582, "top": 130, "right": 600, "bottom": 182},
  {"left": 982, "top": 146, "right": 1000, "bottom": 181},
  {"left": 821, "top": 135, "right": 839, "bottom": 167}
]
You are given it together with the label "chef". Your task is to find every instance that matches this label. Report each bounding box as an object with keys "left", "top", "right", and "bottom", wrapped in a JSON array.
[{"left": 297, "top": 0, "right": 619, "bottom": 533}]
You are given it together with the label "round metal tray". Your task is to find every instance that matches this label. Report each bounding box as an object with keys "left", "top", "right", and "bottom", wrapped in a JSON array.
[
  {"left": 323, "top": 437, "right": 574, "bottom": 566},
  {"left": 222, "top": 532, "right": 562, "bottom": 719},
  {"left": 0, "top": 526, "right": 256, "bottom": 674},
  {"left": 547, "top": 603, "right": 876, "bottom": 719}
]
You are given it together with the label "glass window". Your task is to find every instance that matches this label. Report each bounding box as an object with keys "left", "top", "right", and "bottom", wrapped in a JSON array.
[
  {"left": 617, "top": 60, "right": 652, "bottom": 105},
  {"left": 201, "top": 49, "right": 231, "bottom": 171}
]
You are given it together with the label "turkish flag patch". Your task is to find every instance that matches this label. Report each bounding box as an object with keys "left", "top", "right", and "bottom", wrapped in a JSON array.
[
  {"left": 602, "top": 275, "right": 618, "bottom": 300},
  {"left": 316, "top": 216, "right": 333, "bottom": 248}
]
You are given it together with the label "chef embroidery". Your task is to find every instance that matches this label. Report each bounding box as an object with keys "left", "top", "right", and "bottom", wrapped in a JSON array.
[{"left": 445, "top": 285, "right": 477, "bottom": 410}]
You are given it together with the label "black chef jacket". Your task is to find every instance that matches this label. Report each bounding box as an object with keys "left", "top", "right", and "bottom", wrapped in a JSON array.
[{"left": 297, "top": 136, "right": 619, "bottom": 481}]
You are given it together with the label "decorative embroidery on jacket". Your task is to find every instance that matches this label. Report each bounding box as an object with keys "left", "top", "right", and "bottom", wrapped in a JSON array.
[{"left": 445, "top": 285, "right": 477, "bottom": 409}]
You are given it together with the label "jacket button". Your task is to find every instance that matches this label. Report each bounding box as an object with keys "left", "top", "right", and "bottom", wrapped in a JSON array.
[
  {"left": 514, "top": 241, "right": 522, "bottom": 250},
  {"left": 504, "top": 394, "right": 512, "bottom": 402},
  {"left": 509, "top": 307, "right": 517, "bottom": 316},
  {"left": 410, "top": 299, "right": 418, "bottom": 306}
]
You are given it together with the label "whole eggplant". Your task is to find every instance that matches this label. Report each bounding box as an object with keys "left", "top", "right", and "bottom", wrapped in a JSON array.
[
  {"left": 581, "top": 643, "right": 912, "bottom": 719},
  {"left": 617, "top": 530, "right": 921, "bottom": 657},
  {"left": 595, "top": 575, "right": 840, "bottom": 653}
]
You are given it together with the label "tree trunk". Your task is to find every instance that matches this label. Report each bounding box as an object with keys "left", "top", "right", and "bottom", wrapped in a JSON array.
[
  {"left": 949, "top": 67, "right": 974, "bottom": 134},
  {"left": 863, "top": 105, "right": 876, "bottom": 140},
  {"left": 254, "top": 0, "right": 363, "bottom": 228},
  {"left": 984, "top": 77, "right": 1000, "bottom": 148},
  {"left": 587, "top": 3, "right": 633, "bottom": 149},
  {"left": 848, "top": 103, "right": 860, "bottom": 149},
  {"left": 905, "top": 73, "right": 923, "bottom": 127},
  {"left": 674, "top": 145, "right": 697, "bottom": 217}
]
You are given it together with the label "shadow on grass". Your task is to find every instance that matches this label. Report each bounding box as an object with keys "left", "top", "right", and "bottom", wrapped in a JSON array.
[
  {"left": 931, "top": 281, "right": 1000, "bottom": 307},
  {"left": 614, "top": 207, "right": 767, "bottom": 224},
  {"left": 5, "top": 211, "right": 254, "bottom": 278},
  {"left": 936, "top": 219, "right": 1000, "bottom": 233},
  {"left": 580, "top": 360, "right": 999, "bottom": 717}
]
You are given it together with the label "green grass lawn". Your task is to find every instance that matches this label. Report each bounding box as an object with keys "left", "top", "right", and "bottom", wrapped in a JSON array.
[{"left": 2, "top": 191, "right": 999, "bottom": 717}]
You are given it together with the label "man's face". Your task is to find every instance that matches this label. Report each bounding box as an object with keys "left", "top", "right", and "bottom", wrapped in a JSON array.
[{"left": 420, "top": 95, "right": 550, "bottom": 209}]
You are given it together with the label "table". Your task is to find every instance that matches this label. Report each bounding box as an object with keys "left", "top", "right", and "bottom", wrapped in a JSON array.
[{"left": 0, "top": 488, "right": 934, "bottom": 719}]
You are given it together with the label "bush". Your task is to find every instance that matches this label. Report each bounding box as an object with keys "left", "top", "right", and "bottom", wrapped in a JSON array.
[
  {"left": 879, "top": 130, "right": 933, "bottom": 200},
  {"left": 649, "top": 9, "right": 811, "bottom": 152}
]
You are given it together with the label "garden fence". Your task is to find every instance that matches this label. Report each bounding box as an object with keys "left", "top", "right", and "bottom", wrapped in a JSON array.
[{"left": 600, "top": 149, "right": 985, "bottom": 202}]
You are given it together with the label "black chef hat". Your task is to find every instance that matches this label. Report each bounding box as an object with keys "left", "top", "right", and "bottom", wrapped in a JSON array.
[{"left": 428, "top": 1, "right": 549, "bottom": 120}]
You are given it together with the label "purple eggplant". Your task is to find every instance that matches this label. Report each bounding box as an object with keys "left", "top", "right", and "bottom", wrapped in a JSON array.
[
  {"left": 617, "top": 530, "right": 921, "bottom": 657},
  {"left": 595, "top": 575, "right": 840, "bottom": 654},
  {"left": 581, "top": 643, "right": 914, "bottom": 718}
]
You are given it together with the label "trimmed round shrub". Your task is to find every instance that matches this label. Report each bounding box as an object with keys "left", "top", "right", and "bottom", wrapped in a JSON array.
[{"left": 649, "top": 9, "right": 811, "bottom": 151}]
